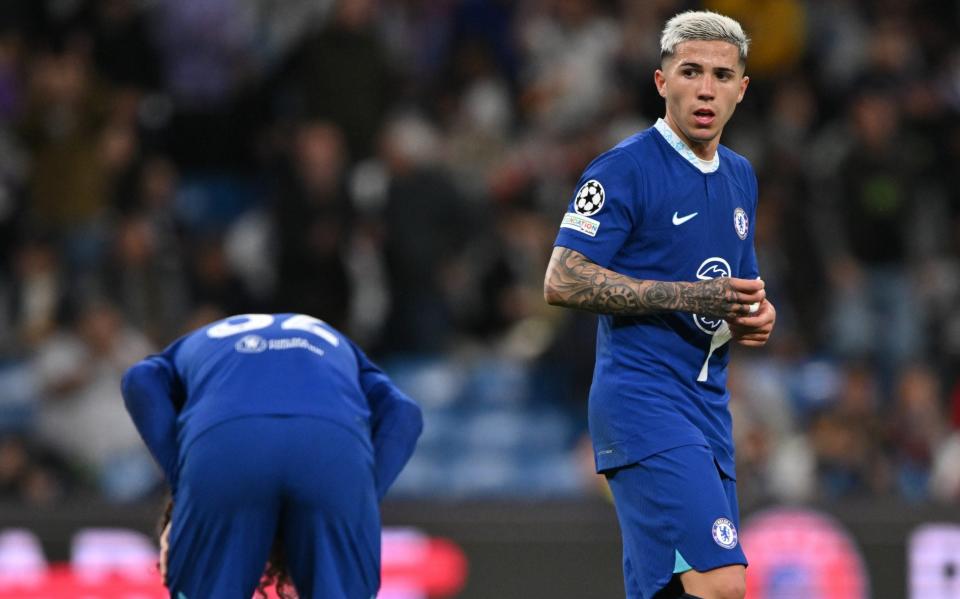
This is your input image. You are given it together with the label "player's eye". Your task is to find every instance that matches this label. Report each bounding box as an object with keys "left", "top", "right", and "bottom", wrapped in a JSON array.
[{"left": 681, "top": 69, "right": 697, "bottom": 78}]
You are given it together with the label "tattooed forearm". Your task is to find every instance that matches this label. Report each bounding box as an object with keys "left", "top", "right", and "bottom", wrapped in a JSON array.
[
  {"left": 678, "top": 277, "right": 741, "bottom": 318},
  {"left": 642, "top": 281, "right": 679, "bottom": 307},
  {"left": 543, "top": 247, "right": 744, "bottom": 318}
]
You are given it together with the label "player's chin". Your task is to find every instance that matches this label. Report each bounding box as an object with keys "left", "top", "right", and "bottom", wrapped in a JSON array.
[{"left": 687, "top": 126, "right": 720, "bottom": 143}]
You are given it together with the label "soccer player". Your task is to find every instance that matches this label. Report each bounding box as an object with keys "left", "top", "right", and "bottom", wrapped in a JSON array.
[
  {"left": 121, "top": 313, "right": 423, "bottom": 599},
  {"left": 543, "top": 11, "right": 775, "bottom": 599}
]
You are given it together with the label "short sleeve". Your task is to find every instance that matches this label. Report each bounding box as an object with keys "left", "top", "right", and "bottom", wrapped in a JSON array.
[{"left": 553, "top": 148, "right": 641, "bottom": 268}]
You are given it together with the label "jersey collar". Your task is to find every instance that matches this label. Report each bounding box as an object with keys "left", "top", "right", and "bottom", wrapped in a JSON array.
[{"left": 654, "top": 118, "right": 720, "bottom": 174}]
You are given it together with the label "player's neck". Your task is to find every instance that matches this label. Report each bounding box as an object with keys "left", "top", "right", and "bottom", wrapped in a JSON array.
[{"left": 662, "top": 116, "right": 719, "bottom": 160}]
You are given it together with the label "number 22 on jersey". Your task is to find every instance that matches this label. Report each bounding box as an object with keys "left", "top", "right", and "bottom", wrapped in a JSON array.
[{"left": 206, "top": 314, "right": 340, "bottom": 348}]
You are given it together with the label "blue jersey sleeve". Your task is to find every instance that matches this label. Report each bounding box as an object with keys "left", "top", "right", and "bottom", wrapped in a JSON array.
[
  {"left": 553, "top": 148, "right": 641, "bottom": 268},
  {"left": 351, "top": 341, "right": 423, "bottom": 500},
  {"left": 121, "top": 350, "right": 185, "bottom": 491}
]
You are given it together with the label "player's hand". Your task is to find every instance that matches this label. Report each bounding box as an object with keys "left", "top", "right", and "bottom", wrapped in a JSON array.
[
  {"left": 690, "top": 276, "right": 766, "bottom": 320},
  {"left": 727, "top": 298, "right": 776, "bottom": 346}
]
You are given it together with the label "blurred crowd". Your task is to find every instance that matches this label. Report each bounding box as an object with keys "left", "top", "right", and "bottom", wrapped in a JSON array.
[{"left": 0, "top": 0, "right": 958, "bottom": 507}]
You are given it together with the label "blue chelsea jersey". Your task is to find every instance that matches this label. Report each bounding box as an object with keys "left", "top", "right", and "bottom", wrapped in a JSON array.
[
  {"left": 164, "top": 313, "right": 374, "bottom": 456},
  {"left": 554, "top": 121, "right": 760, "bottom": 477}
]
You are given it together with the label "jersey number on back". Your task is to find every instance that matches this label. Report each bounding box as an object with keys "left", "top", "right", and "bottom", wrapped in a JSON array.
[{"left": 206, "top": 314, "right": 340, "bottom": 347}]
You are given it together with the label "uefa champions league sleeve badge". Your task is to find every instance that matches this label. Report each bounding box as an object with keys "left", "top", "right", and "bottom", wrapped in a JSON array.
[
  {"left": 560, "top": 179, "right": 606, "bottom": 237},
  {"left": 574, "top": 180, "right": 605, "bottom": 216}
]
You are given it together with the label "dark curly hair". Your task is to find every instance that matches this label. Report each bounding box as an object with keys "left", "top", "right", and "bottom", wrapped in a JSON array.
[{"left": 158, "top": 497, "right": 297, "bottom": 598}]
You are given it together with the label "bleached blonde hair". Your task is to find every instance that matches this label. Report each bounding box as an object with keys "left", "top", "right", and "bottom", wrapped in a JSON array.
[{"left": 660, "top": 11, "right": 750, "bottom": 65}]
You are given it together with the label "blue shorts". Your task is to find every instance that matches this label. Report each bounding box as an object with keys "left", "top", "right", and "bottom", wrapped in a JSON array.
[
  {"left": 165, "top": 415, "right": 380, "bottom": 599},
  {"left": 605, "top": 444, "right": 747, "bottom": 599}
]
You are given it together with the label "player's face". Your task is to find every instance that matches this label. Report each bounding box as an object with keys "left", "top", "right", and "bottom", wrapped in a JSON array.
[{"left": 654, "top": 40, "right": 749, "bottom": 158}]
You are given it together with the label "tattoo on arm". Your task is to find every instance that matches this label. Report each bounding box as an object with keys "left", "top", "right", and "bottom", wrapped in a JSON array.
[{"left": 544, "top": 247, "right": 740, "bottom": 318}]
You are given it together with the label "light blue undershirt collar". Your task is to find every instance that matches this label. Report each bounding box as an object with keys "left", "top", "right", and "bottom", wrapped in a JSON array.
[{"left": 654, "top": 118, "right": 720, "bottom": 174}]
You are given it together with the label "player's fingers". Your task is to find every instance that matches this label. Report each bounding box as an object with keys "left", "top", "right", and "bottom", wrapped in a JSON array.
[
  {"left": 732, "top": 313, "right": 771, "bottom": 328},
  {"left": 734, "top": 328, "right": 772, "bottom": 340},
  {"left": 734, "top": 329, "right": 769, "bottom": 340},
  {"left": 723, "top": 306, "right": 744, "bottom": 320},
  {"left": 734, "top": 301, "right": 775, "bottom": 325},
  {"left": 733, "top": 300, "right": 761, "bottom": 317},
  {"left": 723, "top": 301, "right": 754, "bottom": 319},
  {"left": 729, "top": 277, "right": 764, "bottom": 292},
  {"left": 736, "top": 289, "right": 765, "bottom": 305}
]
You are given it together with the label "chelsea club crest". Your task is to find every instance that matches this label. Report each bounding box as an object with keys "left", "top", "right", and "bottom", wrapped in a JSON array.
[
  {"left": 733, "top": 207, "right": 748, "bottom": 240},
  {"left": 712, "top": 517, "right": 739, "bottom": 549}
]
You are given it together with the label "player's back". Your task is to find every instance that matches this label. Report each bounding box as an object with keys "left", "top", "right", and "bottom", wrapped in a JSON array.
[{"left": 168, "top": 313, "right": 372, "bottom": 455}]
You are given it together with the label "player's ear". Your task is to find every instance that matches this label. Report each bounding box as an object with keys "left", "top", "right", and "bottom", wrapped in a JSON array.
[
  {"left": 736, "top": 75, "right": 749, "bottom": 103},
  {"left": 654, "top": 69, "right": 667, "bottom": 98}
]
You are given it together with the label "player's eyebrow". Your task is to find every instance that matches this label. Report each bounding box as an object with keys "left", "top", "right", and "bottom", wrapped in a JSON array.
[{"left": 677, "top": 61, "right": 738, "bottom": 76}]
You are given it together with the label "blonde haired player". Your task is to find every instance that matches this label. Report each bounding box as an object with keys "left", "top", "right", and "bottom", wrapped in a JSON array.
[{"left": 545, "top": 10, "right": 775, "bottom": 599}]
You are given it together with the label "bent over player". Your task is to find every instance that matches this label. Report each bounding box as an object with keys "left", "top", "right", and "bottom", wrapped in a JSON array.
[
  {"left": 543, "top": 11, "right": 775, "bottom": 599},
  {"left": 121, "top": 313, "right": 423, "bottom": 598}
]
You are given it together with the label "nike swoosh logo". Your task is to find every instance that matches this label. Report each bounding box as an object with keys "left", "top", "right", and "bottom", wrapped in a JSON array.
[{"left": 672, "top": 211, "right": 698, "bottom": 225}]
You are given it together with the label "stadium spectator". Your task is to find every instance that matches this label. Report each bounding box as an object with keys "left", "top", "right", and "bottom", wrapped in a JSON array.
[
  {"left": 92, "top": 213, "right": 190, "bottom": 347},
  {"left": 885, "top": 364, "right": 949, "bottom": 501},
  {"left": 820, "top": 86, "right": 927, "bottom": 375},
  {"left": 517, "top": 0, "right": 621, "bottom": 134},
  {"left": 809, "top": 361, "right": 889, "bottom": 499},
  {"left": 0, "top": 434, "right": 73, "bottom": 505},
  {"left": 377, "top": 113, "right": 474, "bottom": 353},
  {"left": 269, "top": 120, "right": 355, "bottom": 329},
  {"left": 272, "top": 0, "right": 393, "bottom": 161},
  {"left": 19, "top": 40, "right": 113, "bottom": 267},
  {"left": 31, "top": 298, "right": 158, "bottom": 502}
]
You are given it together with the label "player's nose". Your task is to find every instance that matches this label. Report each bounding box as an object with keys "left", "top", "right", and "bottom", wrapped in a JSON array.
[{"left": 697, "top": 76, "right": 716, "bottom": 99}]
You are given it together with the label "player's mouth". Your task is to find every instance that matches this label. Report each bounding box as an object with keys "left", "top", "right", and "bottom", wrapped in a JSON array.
[{"left": 693, "top": 108, "right": 715, "bottom": 126}]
